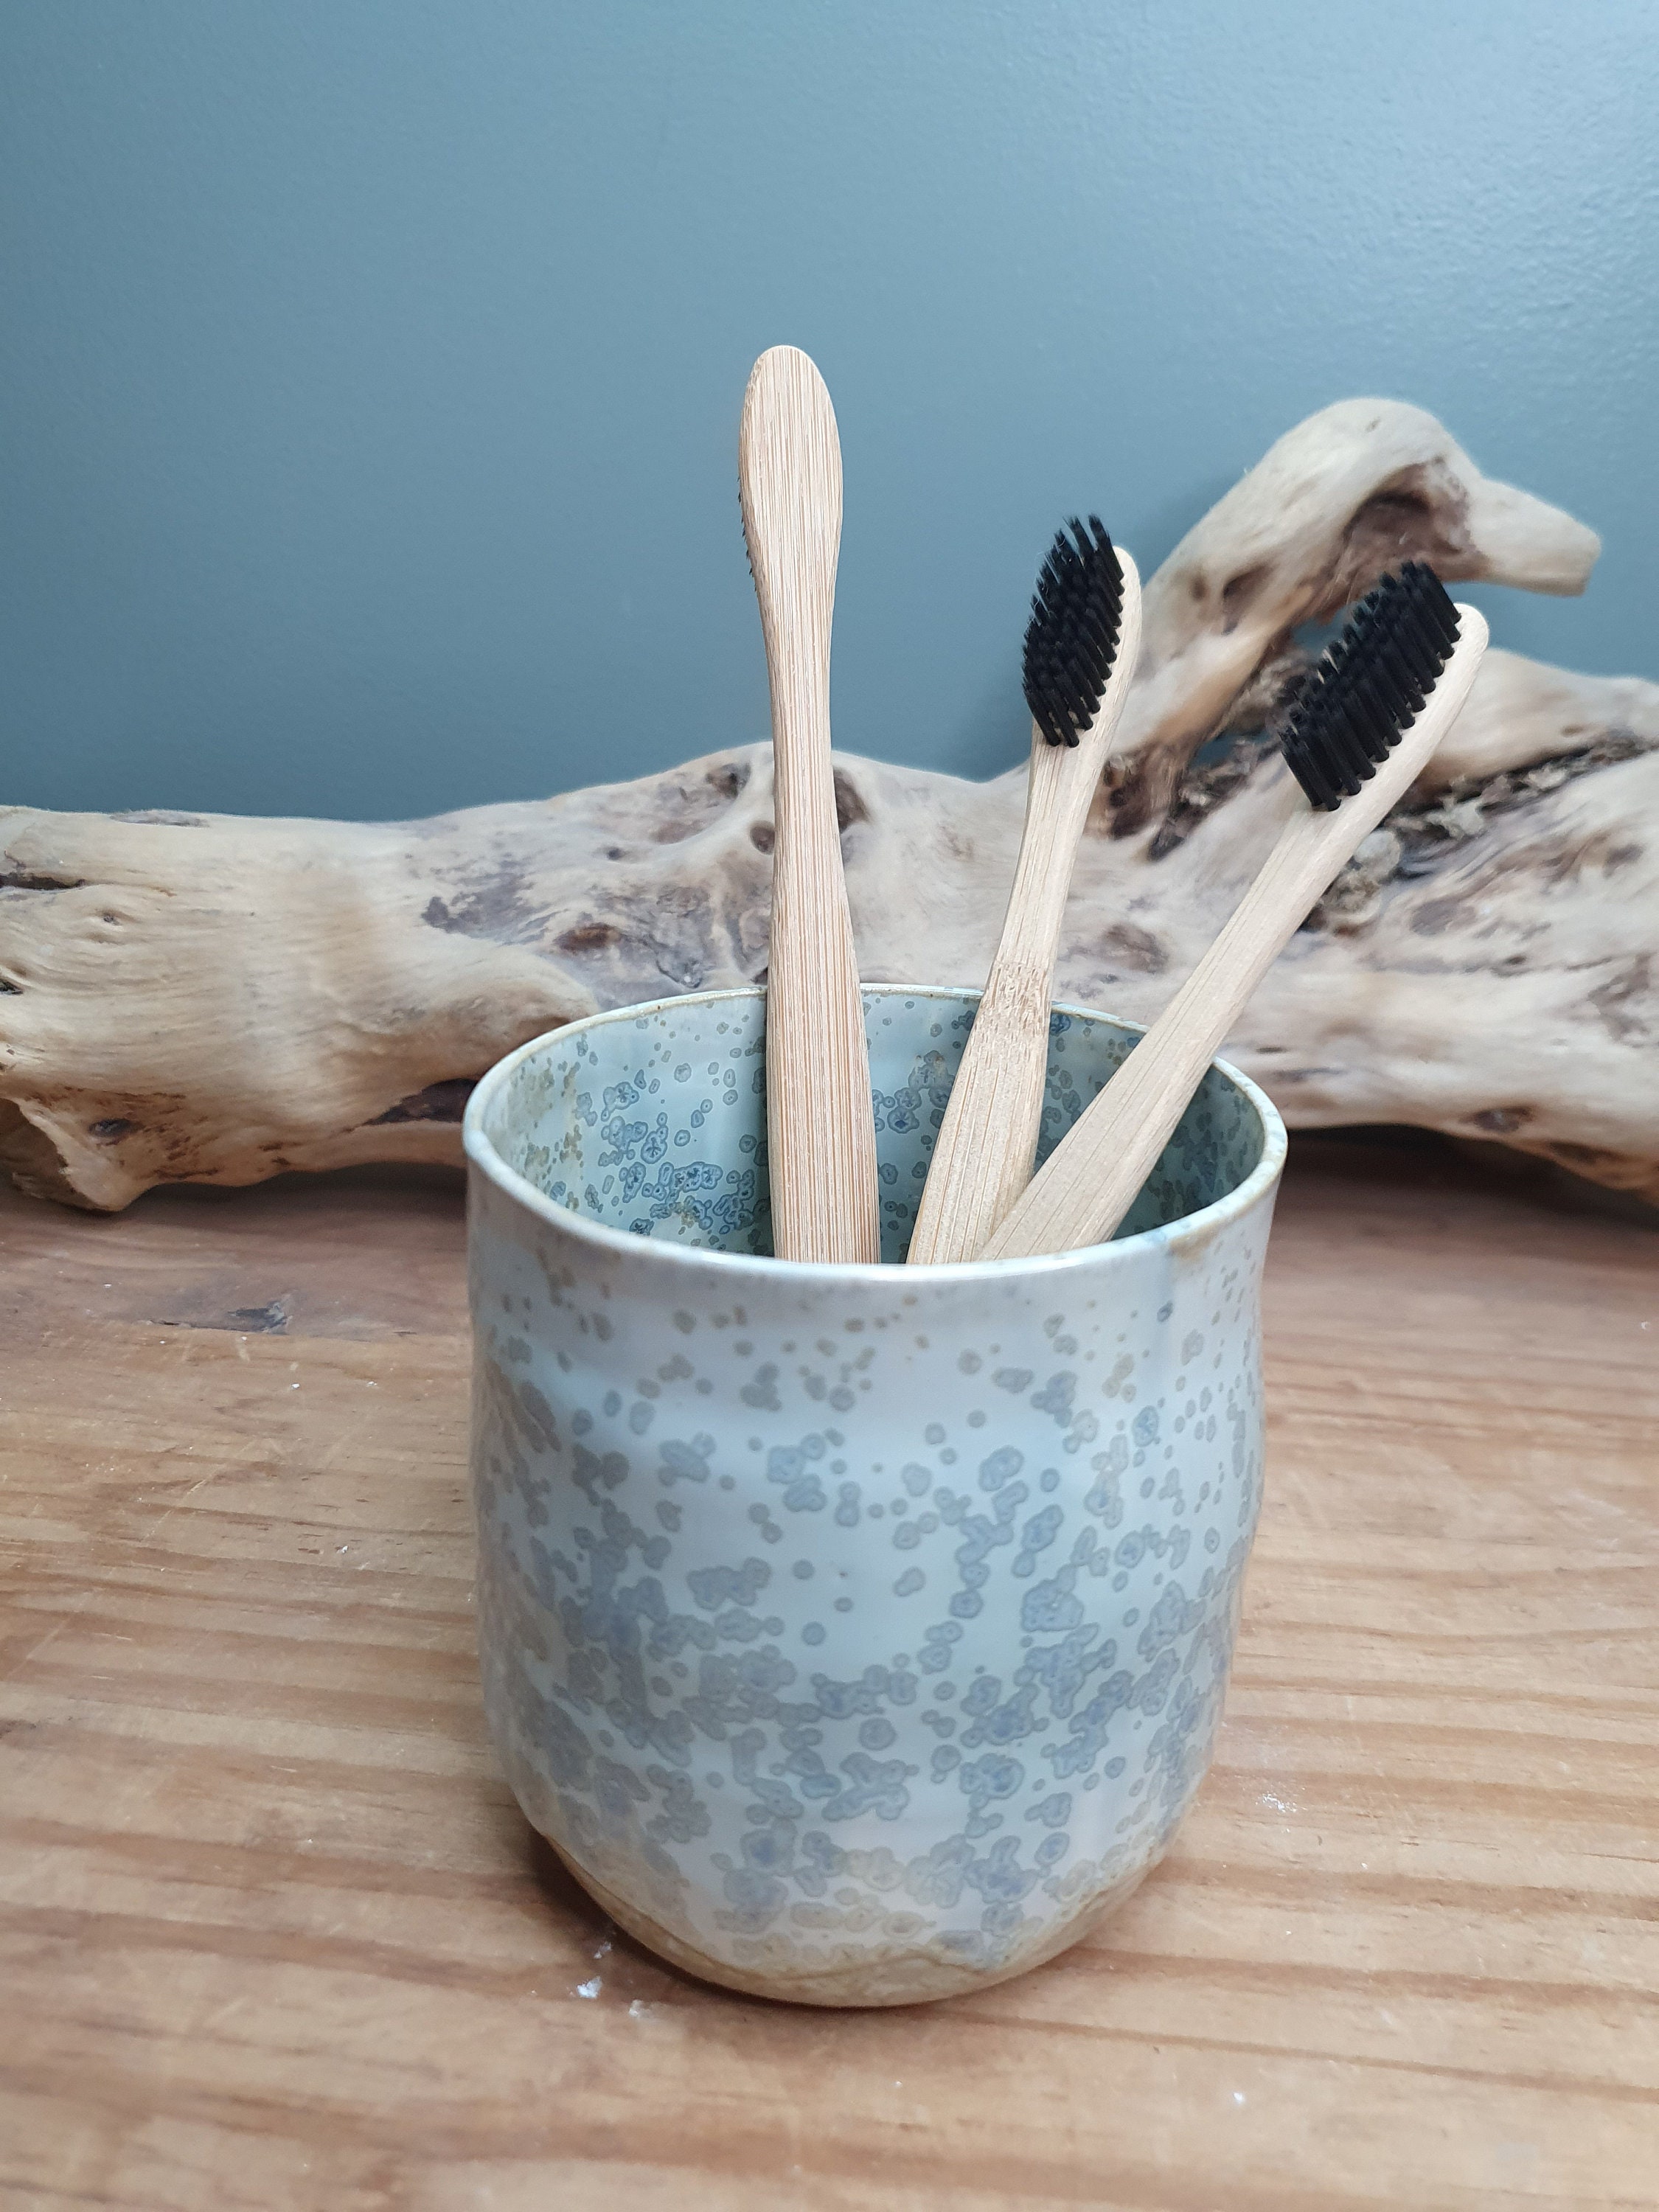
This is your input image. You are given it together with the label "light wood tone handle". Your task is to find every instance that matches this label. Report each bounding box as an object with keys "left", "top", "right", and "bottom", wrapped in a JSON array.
[
  {"left": 738, "top": 347, "right": 880, "bottom": 1265},
  {"left": 981, "top": 605, "right": 1490, "bottom": 1261},
  {"left": 906, "top": 556, "right": 1143, "bottom": 1265}
]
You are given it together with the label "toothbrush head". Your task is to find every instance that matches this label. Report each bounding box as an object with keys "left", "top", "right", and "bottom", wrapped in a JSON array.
[
  {"left": 1278, "top": 562, "right": 1461, "bottom": 810},
  {"left": 1022, "top": 515, "right": 1126, "bottom": 748}
]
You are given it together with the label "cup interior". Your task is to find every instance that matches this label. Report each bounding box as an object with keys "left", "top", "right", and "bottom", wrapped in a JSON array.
[{"left": 472, "top": 986, "right": 1267, "bottom": 1263}]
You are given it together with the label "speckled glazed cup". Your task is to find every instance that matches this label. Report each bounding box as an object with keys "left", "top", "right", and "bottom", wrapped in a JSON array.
[{"left": 464, "top": 984, "right": 1284, "bottom": 2007}]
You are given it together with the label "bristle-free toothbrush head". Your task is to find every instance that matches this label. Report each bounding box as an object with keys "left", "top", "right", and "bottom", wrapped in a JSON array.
[{"left": 737, "top": 346, "right": 880, "bottom": 1267}]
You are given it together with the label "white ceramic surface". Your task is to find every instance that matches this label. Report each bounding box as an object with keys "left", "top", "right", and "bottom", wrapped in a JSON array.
[{"left": 465, "top": 984, "right": 1285, "bottom": 2006}]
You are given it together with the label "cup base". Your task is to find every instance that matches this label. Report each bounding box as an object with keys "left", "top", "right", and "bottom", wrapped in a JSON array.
[{"left": 547, "top": 1829, "right": 1157, "bottom": 2008}]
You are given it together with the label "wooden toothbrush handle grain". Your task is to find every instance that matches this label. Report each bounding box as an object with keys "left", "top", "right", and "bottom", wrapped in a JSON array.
[
  {"left": 983, "top": 810, "right": 1352, "bottom": 1259},
  {"left": 740, "top": 347, "right": 880, "bottom": 1265},
  {"left": 905, "top": 730, "right": 1104, "bottom": 1263},
  {"left": 767, "top": 684, "right": 880, "bottom": 1265}
]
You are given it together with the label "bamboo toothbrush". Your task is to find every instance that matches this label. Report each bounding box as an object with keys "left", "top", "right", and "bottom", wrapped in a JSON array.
[
  {"left": 905, "top": 519, "right": 1142, "bottom": 1266},
  {"left": 981, "top": 563, "right": 1488, "bottom": 1262},
  {"left": 738, "top": 345, "right": 880, "bottom": 1264}
]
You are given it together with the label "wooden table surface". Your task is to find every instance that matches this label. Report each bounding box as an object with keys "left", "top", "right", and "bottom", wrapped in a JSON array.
[{"left": 1, "top": 1135, "right": 1655, "bottom": 2211}]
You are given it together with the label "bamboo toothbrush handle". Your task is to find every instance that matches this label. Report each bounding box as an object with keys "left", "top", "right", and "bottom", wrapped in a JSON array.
[
  {"left": 906, "top": 556, "right": 1143, "bottom": 1266},
  {"left": 739, "top": 347, "right": 880, "bottom": 1265},
  {"left": 982, "top": 605, "right": 1489, "bottom": 1261},
  {"left": 903, "top": 754, "right": 1081, "bottom": 1265}
]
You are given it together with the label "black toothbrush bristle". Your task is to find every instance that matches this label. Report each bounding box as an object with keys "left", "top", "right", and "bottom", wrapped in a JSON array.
[
  {"left": 1023, "top": 515, "right": 1125, "bottom": 747},
  {"left": 1277, "top": 562, "right": 1460, "bottom": 810}
]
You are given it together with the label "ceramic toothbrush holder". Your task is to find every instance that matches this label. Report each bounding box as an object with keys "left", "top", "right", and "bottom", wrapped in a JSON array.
[{"left": 464, "top": 984, "right": 1284, "bottom": 2006}]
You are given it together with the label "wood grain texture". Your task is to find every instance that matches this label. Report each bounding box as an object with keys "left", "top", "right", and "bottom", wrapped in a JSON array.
[
  {"left": 8, "top": 397, "right": 1658, "bottom": 1216},
  {"left": 985, "top": 609, "right": 1489, "bottom": 1259},
  {"left": 739, "top": 345, "right": 880, "bottom": 1265},
  {"left": 1, "top": 1141, "right": 1655, "bottom": 2210},
  {"left": 906, "top": 555, "right": 1143, "bottom": 1267}
]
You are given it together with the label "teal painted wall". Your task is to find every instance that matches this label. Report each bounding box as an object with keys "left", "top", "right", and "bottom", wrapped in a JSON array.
[{"left": 2, "top": 1, "right": 1655, "bottom": 819}]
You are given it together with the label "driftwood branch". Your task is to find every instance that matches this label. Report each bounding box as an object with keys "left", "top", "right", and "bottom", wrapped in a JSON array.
[{"left": 3, "top": 398, "right": 1655, "bottom": 1213}]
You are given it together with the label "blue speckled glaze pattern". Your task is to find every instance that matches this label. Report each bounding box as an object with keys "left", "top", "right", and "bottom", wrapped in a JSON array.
[
  {"left": 465, "top": 984, "right": 1285, "bottom": 2006},
  {"left": 493, "top": 987, "right": 1259, "bottom": 1259}
]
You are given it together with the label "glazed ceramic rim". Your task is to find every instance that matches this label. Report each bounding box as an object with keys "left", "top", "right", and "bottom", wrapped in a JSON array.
[{"left": 462, "top": 982, "right": 1287, "bottom": 1284}]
